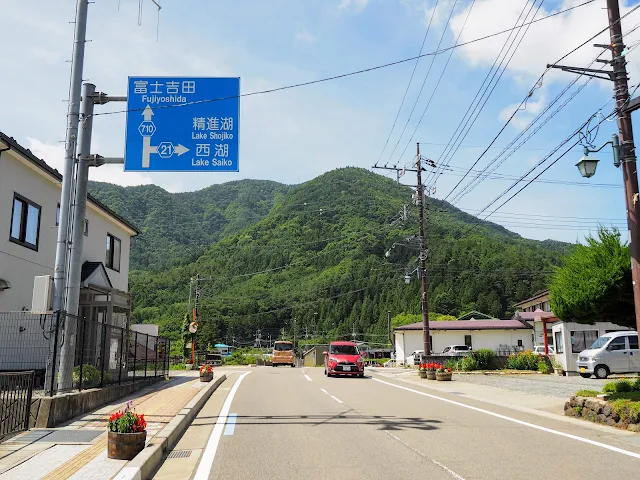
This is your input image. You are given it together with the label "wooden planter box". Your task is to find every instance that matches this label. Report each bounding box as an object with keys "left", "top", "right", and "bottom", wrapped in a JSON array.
[
  {"left": 426, "top": 371, "right": 437, "bottom": 380},
  {"left": 200, "top": 372, "right": 214, "bottom": 382},
  {"left": 436, "top": 372, "right": 452, "bottom": 381},
  {"left": 418, "top": 371, "right": 428, "bottom": 379},
  {"left": 107, "top": 430, "right": 146, "bottom": 460}
]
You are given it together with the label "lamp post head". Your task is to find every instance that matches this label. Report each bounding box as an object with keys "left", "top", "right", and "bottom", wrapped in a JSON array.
[
  {"left": 576, "top": 154, "right": 599, "bottom": 178},
  {"left": 404, "top": 274, "right": 411, "bottom": 284}
]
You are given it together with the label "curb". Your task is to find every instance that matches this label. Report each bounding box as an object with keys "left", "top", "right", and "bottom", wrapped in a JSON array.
[{"left": 113, "top": 374, "right": 227, "bottom": 480}]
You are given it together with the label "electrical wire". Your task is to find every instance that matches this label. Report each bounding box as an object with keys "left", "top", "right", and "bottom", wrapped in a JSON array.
[{"left": 92, "top": 1, "right": 599, "bottom": 119}]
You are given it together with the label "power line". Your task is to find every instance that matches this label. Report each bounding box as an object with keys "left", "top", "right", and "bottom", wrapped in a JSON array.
[
  {"left": 442, "top": 3, "right": 640, "bottom": 202},
  {"left": 376, "top": 0, "right": 439, "bottom": 165},
  {"left": 92, "top": 1, "right": 598, "bottom": 119}
]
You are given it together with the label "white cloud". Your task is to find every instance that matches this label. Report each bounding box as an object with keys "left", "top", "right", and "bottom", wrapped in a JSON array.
[
  {"left": 295, "top": 27, "right": 317, "bottom": 44},
  {"left": 498, "top": 94, "right": 546, "bottom": 130},
  {"left": 449, "top": 0, "right": 640, "bottom": 84},
  {"left": 338, "top": 0, "right": 370, "bottom": 12}
]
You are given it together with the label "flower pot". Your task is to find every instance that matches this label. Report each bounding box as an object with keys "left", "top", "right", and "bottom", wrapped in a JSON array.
[
  {"left": 107, "top": 430, "right": 147, "bottom": 460},
  {"left": 436, "top": 372, "right": 452, "bottom": 381},
  {"left": 200, "top": 372, "right": 213, "bottom": 382},
  {"left": 426, "top": 371, "right": 436, "bottom": 380},
  {"left": 418, "top": 371, "right": 428, "bottom": 379}
]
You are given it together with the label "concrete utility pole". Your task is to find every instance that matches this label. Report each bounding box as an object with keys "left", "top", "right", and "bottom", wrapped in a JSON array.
[
  {"left": 57, "top": 83, "right": 96, "bottom": 392},
  {"left": 53, "top": 0, "right": 89, "bottom": 313},
  {"left": 192, "top": 274, "right": 200, "bottom": 364},
  {"left": 548, "top": 0, "right": 640, "bottom": 334},
  {"left": 416, "top": 143, "right": 431, "bottom": 356}
]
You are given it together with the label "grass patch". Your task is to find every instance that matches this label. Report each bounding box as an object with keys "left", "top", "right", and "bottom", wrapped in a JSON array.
[
  {"left": 575, "top": 389, "right": 600, "bottom": 397},
  {"left": 611, "top": 398, "right": 640, "bottom": 423}
]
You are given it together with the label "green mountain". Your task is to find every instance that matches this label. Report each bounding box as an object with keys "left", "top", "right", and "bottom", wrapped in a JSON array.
[
  {"left": 88, "top": 179, "right": 291, "bottom": 270},
  {"left": 102, "top": 167, "right": 570, "bottom": 347}
]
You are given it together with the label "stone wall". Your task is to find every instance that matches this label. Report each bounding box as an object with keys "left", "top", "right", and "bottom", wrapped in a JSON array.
[{"left": 564, "top": 396, "right": 640, "bottom": 432}]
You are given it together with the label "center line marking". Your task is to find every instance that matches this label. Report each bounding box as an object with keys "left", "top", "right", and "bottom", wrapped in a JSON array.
[
  {"left": 373, "top": 377, "right": 640, "bottom": 460},
  {"left": 193, "top": 372, "right": 250, "bottom": 480},
  {"left": 223, "top": 413, "right": 237, "bottom": 436},
  {"left": 320, "top": 388, "right": 343, "bottom": 404},
  {"left": 304, "top": 374, "right": 312, "bottom": 382}
]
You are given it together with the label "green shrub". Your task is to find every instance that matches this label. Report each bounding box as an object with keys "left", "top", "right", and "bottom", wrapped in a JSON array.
[
  {"left": 458, "top": 356, "right": 478, "bottom": 371},
  {"left": 474, "top": 349, "right": 495, "bottom": 370},
  {"left": 72, "top": 364, "right": 100, "bottom": 385},
  {"left": 537, "top": 361, "right": 551, "bottom": 374},
  {"left": 506, "top": 351, "right": 539, "bottom": 371},
  {"left": 444, "top": 359, "right": 458, "bottom": 371},
  {"left": 603, "top": 380, "right": 634, "bottom": 394},
  {"left": 633, "top": 378, "right": 640, "bottom": 392},
  {"left": 575, "top": 389, "right": 600, "bottom": 397},
  {"left": 611, "top": 399, "right": 640, "bottom": 424},
  {"left": 170, "top": 363, "right": 187, "bottom": 370}
]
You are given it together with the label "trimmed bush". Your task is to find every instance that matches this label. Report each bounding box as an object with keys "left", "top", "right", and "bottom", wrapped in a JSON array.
[
  {"left": 603, "top": 380, "right": 634, "bottom": 394},
  {"left": 633, "top": 378, "right": 640, "bottom": 392},
  {"left": 537, "top": 361, "right": 551, "bottom": 374},
  {"left": 444, "top": 359, "right": 458, "bottom": 371},
  {"left": 474, "top": 349, "right": 495, "bottom": 370},
  {"left": 72, "top": 364, "right": 100, "bottom": 385}
]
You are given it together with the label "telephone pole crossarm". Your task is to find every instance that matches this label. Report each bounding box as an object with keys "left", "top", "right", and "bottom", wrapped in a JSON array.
[{"left": 546, "top": 63, "right": 615, "bottom": 81}]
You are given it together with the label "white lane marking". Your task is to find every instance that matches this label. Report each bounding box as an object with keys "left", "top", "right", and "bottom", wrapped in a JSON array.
[
  {"left": 320, "top": 388, "right": 343, "bottom": 404},
  {"left": 193, "top": 372, "right": 251, "bottom": 480},
  {"left": 373, "top": 377, "right": 640, "bottom": 460},
  {"left": 223, "top": 413, "right": 237, "bottom": 436},
  {"left": 304, "top": 374, "right": 312, "bottom": 382},
  {"left": 383, "top": 430, "right": 465, "bottom": 480}
]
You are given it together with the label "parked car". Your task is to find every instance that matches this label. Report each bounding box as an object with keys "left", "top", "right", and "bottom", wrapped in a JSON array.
[
  {"left": 533, "top": 345, "right": 555, "bottom": 355},
  {"left": 405, "top": 350, "right": 424, "bottom": 366},
  {"left": 324, "top": 341, "right": 365, "bottom": 377},
  {"left": 576, "top": 331, "right": 640, "bottom": 379},
  {"left": 442, "top": 345, "right": 472, "bottom": 355}
]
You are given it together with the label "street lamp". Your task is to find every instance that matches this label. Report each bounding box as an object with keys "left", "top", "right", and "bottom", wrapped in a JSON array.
[{"left": 576, "top": 134, "right": 620, "bottom": 179}]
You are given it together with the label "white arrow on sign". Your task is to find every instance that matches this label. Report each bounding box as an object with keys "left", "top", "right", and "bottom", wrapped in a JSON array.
[
  {"left": 174, "top": 144, "right": 189, "bottom": 156},
  {"left": 142, "top": 104, "right": 154, "bottom": 121}
]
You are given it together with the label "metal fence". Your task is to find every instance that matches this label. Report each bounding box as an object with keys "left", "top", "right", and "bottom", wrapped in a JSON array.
[
  {"left": 0, "top": 371, "right": 34, "bottom": 441},
  {"left": 0, "top": 311, "right": 170, "bottom": 395}
]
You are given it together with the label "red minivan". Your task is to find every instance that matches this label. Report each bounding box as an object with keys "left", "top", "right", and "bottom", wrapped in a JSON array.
[{"left": 323, "top": 341, "right": 365, "bottom": 377}]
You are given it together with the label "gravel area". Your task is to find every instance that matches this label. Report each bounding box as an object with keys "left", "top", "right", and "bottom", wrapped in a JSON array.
[{"left": 453, "top": 373, "right": 615, "bottom": 399}]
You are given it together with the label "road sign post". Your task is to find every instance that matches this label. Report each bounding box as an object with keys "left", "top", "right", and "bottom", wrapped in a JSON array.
[{"left": 125, "top": 77, "right": 240, "bottom": 172}]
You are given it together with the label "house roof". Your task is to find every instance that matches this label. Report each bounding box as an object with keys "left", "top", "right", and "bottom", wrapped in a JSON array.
[
  {"left": 513, "top": 309, "right": 557, "bottom": 321},
  {"left": 0, "top": 132, "right": 140, "bottom": 235},
  {"left": 514, "top": 289, "right": 550, "bottom": 308},
  {"left": 81, "top": 261, "right": 112, "bottom": 288},
  {"left": 456, "top": 311, "right": 495, "bottom": 320},
  {"left": 395, "top": 319, "right": 532, "bottom": 331}
]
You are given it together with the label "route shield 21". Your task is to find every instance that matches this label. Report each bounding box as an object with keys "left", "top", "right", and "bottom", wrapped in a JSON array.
[{"left": 124, "top": 77, "right": 240, "bottom": 172}]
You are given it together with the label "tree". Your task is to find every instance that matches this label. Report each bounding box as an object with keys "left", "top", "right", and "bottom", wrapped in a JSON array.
[{"left": 550, "top": 228, "right": 635, "bottom": 327}]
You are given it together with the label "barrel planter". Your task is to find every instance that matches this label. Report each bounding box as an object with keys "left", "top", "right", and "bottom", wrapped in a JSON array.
[
  {"left": 107, "top": 431, "right": 146, "bottom": 460},
  {"left": 418, "top": 371, "right": 428, "bottom": 379},
  {"left": 200, "top": 372, "right": 213, "bottom": 382},
  {"left": 426, "top": 371, "right": 437, "bottom": 380},
  {"left": 436, "top": 371, "right": 452, "bottom": 381}
]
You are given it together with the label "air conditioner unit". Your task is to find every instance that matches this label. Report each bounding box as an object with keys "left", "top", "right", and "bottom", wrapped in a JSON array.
[{"left": 32, "top": 275, "right": 53, "bottom": 312}]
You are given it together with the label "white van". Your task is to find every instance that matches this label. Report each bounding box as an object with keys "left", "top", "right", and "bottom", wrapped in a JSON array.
[{"left": 576, "top": 331, "right": 640, "bottom": 379}]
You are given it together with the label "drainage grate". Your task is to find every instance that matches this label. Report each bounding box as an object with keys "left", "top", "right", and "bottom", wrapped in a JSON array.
[{"left": 167, "top": 450, "right": 192, "bottom": 459}]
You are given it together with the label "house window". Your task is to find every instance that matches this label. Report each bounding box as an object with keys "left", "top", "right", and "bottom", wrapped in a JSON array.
[
  {"left": 517, "top": 339, "right": 523, "bottom": 348},
  {"left": 554, "top": 331, "right": 564, "bottom": 354},
  {"left": 570, "top": 330, "right": 598, "bottom": 353},
  {"left": 106, "top": 233, "right": 121, "bottom": 271},
  {"left": 84, "top": 219, "right": 89, "bottom": 237},
  {"left": 464, "top": 335, "right": 472, "bottom": 348},
  {"left": 10, "top": 193, "right": 41, "bottom": 250}
]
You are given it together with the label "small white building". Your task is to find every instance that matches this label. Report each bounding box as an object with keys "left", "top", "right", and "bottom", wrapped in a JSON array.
[
  {"left": 551, "top": 321, "right": 632, "bottom": 374},
  {"left": 394, "top": 319, "right": 533, "bottom": 364}
]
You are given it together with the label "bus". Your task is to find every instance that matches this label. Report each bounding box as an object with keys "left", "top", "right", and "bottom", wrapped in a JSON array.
[{"left": 272, "top": 341, "right": 296, "bottom": 367}]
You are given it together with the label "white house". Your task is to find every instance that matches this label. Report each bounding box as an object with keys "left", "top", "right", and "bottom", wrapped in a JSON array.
[
  {"left": 394, "top": 319, "right": 533, "bottom": 365},
  {"left": 0, "top": 132, "right": 139, "bottom": 371}
]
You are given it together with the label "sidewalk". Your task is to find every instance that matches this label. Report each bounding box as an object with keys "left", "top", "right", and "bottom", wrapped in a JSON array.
[{"left": 0, "top": 372, "right": 209, "bottom": 480}]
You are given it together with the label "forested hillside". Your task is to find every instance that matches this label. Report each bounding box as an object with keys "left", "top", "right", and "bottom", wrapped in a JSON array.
[{"left": 93, "top": 167, "right": 571, "bottom": 347}]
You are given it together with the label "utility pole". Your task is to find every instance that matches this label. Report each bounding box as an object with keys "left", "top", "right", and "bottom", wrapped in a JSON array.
[
  {"left": 57, "top": 83, "right": 96, "bottom": 392},
  {"left": 387, "top": 310, "right": 392, "bottom": 348},
  {"left": 416, "top": 143, "right": 431, "bottom": 356},
  {"left": 192, "top": 274, "right": 200, "bottom": 365},
  {"left": 548, "top": 0, "right": 640, "bottom": 335}
]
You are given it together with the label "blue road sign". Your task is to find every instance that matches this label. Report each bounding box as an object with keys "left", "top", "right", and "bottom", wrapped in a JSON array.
[{"left": 124, "top": 77, "right": 239, "bottom": 172}]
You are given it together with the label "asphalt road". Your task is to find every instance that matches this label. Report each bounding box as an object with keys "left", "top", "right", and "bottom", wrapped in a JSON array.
[{"left": 184, "top": 367, "right": 640, "bottom": 479}]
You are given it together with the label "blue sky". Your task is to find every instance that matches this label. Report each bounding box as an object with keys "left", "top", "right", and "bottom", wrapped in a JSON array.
[{"left": 2, "top": 0, "right": 640, "bottom": 243}]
